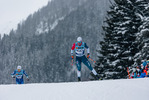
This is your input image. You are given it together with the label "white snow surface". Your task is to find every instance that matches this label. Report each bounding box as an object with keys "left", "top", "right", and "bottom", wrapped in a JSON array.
[{"left": 0, "top": 78, "right": 149, "bottom": 100}]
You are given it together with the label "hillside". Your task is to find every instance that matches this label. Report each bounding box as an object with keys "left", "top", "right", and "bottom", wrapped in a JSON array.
[
  {"left": 0, "top": 78, "right": 149, "bottom": 100},
  {"left": 0, "top": 0, "right": 111, "bottom": 84}
]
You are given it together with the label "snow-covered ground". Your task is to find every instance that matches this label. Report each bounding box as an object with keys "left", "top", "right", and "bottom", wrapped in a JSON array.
[{"left": 0, "top": 78, "right": 149, "bottom": 100}]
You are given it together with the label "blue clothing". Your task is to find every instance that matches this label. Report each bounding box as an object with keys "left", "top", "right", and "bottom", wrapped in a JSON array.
[
  {"left": 140, "top": 69, "right": 144, "bottom": 73},
  {"left": 142, "top": 61, "right": 147, "bottom": 67},
  {"left": 76, "top": 55, "right": 93, "bottom": 71},
  {"left": 16, "top": 78, "right": 24, "bottom": 84},
  {"left": 133, "top": 72, "right": 137, "bottom": 78},
  {"left": 139, "top": 72, "right": 146, "bottom": 78},
  {"left": 74, "top": 42, "right": 88, "bottom": 57},
  {"left": 11, "top": 69, "right": 28, "bottom": 84}
]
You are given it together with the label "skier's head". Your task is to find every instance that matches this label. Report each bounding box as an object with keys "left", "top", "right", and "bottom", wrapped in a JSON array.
[
  {"left": 77, "top": 37, "right": 82, "bottom": 42},
  {"left": 77, "top": 37, "right": 82, "bottom": 46},
  {"left": 17, "top": 65, "right": 22, "bottom": 72}
]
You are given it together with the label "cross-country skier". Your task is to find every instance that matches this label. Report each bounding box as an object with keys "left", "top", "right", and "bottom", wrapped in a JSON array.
[
  {"left": 71, "top": 37, "right": 99, "bottom": 81},
  {"left": 11, "top": 66, "right": 29, "bottom": 84}
]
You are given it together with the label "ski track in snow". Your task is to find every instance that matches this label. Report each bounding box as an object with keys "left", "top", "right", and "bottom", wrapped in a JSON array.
[{"left": 0, "top": 78, "right": 149, "bottom": 100}]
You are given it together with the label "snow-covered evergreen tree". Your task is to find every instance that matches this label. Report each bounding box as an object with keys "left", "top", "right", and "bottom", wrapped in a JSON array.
[
  {"left": 95, "top": 0, "right": 148, "bottom": 79},
  {"left": 134, "top": 0, "right": 149, "bottom": 65}
]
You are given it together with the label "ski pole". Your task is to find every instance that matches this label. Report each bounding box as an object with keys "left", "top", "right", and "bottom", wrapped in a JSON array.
[
  {"left": 71, "top": 59, "right": 74, "bottom": 66},
  {"left": 127, "top": 67, "right": 130, "bottom": 79},
  {"left": 89, "top": 57, "right": 96, "bottom": 63}
]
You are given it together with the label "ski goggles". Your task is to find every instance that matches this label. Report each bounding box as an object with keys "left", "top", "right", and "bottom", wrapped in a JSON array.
[
  {"left": 17, "top": 69, "right": 21, "bottom": 72},
  {"left": 78, "top": 41, "right": 82, "bottom": 43}
]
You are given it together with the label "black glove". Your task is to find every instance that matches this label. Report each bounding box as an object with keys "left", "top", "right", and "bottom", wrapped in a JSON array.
[
  {"left": 12, "top": 76, "right": 15, "bottom": 78},
  {"left": 27, "top": 78, "right": 29, "bottom": 81}
]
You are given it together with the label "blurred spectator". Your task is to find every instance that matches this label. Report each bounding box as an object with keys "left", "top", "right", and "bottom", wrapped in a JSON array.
[{"left": 139, "top": 69, "right": 147, "bottom": 78}]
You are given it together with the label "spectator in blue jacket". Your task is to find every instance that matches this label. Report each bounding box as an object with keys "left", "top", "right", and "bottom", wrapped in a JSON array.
[
  {"left": 142, "top": 60, "right": 147, "bottom": 68},
  {"left": 139, "top": 69, "right": 147, "bottom": 78}
]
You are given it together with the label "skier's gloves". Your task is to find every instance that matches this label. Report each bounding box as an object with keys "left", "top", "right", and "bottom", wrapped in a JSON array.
[
  {"left": 12, "top": 75, "right": 15, "bottom": 78},
  {"left": 71, "top": 56, "right": 74, "bottom": 60},
  {"left": 87, "top": 53, "right": 90, "bottom": 59},
  {"left": 27, "top": 78, "right": 29, "bottom": 81}
]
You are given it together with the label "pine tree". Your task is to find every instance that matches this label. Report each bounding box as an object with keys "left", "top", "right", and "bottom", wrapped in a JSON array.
[
  {"left": 134, "top": 0, "right": 149, "bottom": 65},
  {"left": 95, "top": 0, "right": 147, "bottom": 79}
]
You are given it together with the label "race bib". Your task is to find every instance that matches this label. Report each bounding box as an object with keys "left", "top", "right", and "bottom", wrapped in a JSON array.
[{"left": 16, "top": 75, "right": 22, "bottom": 79}]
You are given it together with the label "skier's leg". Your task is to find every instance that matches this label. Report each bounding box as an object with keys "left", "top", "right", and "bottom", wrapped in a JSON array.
[
  {"left": 16, "top": 81, "right": 22, "bottom": 84},
  {"left": 76, "top": 57, "right": 82, "bottom": 81},
  {"left": 21, "top": 80, "right": 24, "bottom": 84},
  {"left": 16, "top": 78, "right": 20, "bottom": 84},
  {"left": 16, "top": 81, "right": 19, "bottom": 84},
  {"left": 76, "top": 57, "right": 81, "bottom": 71},
  {"left": 82, "top": 56, "right": 99, "bottom": 80},
  {"left": 92, "top": 69, "right": 98, "bottom": 75},
  {"left": 82, "top": 56, "right": 93, "bottom": 71},
  {"left": 77, "top": 70, "right": 81, "bottom": 78},
  {"left": 91, "top": 69, "right": 100, "bottom": 80},
  {"left": 77, "top": 70, "right": 81, "bottom": 81}
]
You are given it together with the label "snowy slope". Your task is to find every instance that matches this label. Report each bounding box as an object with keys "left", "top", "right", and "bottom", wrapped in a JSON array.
[{"left": 0, "top": 78, "right": 149, "bottom": 100}]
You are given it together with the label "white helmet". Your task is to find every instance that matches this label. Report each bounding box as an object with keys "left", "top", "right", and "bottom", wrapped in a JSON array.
[
  {"left": 17, "top": 66, "right": 22, "bottom": 70},
  {"left": 77, "top": 37, "right": 82, "bottom": 42}
]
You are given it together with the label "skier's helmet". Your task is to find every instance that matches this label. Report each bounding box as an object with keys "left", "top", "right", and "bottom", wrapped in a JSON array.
[
  {"left": 17, "top": 66, "right": 22, "bottom": 70},
  {"left": 77, "top": 37, "right": 82, "bottom": 42}
]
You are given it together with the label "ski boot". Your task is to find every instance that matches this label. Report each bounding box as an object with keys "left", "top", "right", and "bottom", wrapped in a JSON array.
[
  {"left": 95, "top": 75, "right": 103, "bottom": 80},
  {"left": 78, "top": 77, "right": 81, "bottom": 82}
]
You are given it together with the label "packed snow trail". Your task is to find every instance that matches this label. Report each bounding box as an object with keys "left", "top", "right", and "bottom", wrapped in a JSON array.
[{"left": 0, "top": 78, "right": 149, "bottom": 100}]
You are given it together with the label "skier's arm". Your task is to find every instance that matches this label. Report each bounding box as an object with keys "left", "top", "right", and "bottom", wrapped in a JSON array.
[
  {"left": 85, "top": 43, "right": 89, "bottom": 54},
  {"left": 71, "top": 43, "right": 75, "bottom": 59},
  {"left": 11, "top": 70, "right": 16, "bottom": 76},
  {"left": 23, "top": 70, "right": 29, "bottom": 78},
  {"left": 85, "top": 43, "right": 90, "bottom": 58},
  {"left": 11, "top": 70, "right": 16, "bottom": 78}
]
